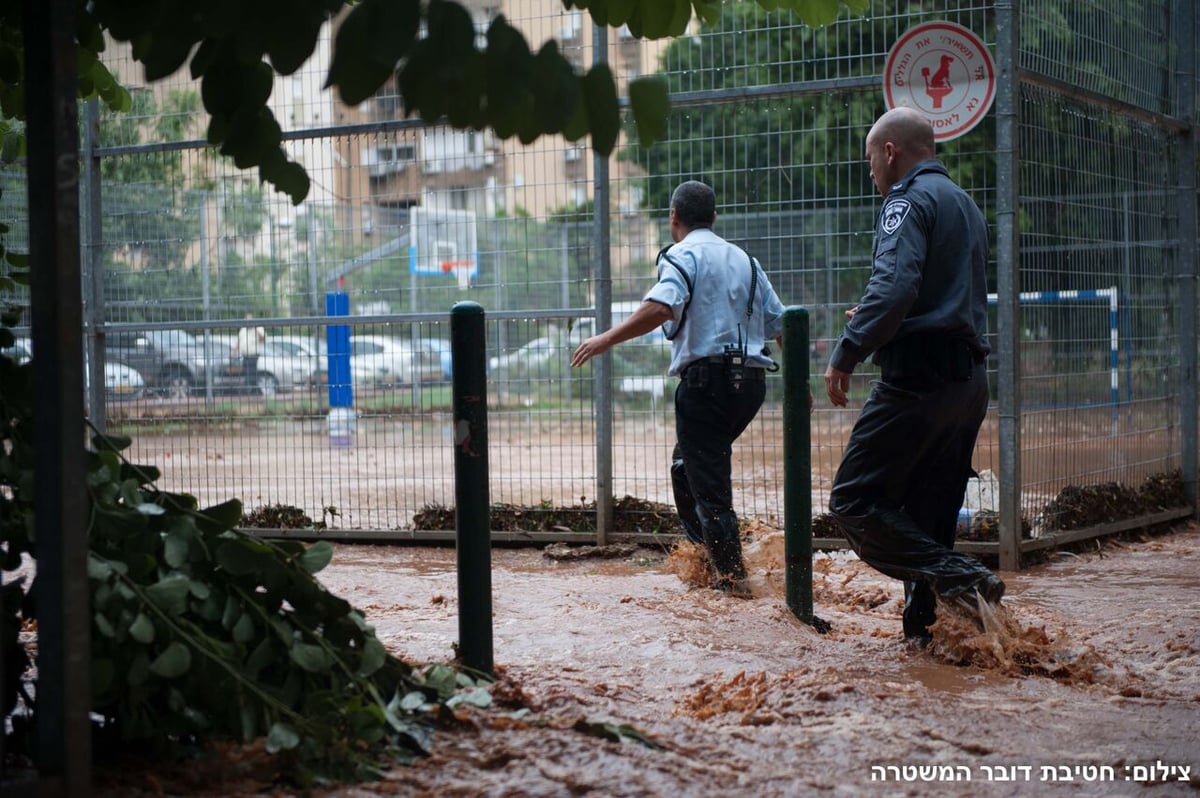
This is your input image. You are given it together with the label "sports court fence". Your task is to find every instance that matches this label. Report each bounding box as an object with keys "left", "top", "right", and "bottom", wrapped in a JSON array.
[{"left": 2, "top": 0, "right": 1196, "bottom": 568}]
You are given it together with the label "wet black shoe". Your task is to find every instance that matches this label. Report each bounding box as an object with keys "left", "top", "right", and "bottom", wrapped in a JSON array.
[
  {"left": 713, "top": 575, "right": 754, "bottom": 599},
  {"left": 905, "top": 633, "right": 932, "bottom": 651},
  {"left": 977, "top": 573, "right": 1006, "bottom": 604},
  {"left": 951, "top": 573, "right": 1006, "bottom": 610}
]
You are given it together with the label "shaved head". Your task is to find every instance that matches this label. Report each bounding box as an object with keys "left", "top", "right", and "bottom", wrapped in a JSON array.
[
  {"left": 864, "top": 107, "right": 936, "bottom": 196},
  {"left": 868, "top": 107, "right": 935, "bottom": 157}
]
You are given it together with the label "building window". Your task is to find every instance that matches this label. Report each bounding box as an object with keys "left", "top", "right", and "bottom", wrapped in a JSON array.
[
  {"left": 561, "top": 10, "right": 583, "bottom": 41},
  {"left": 450, "top": 186, "right": 469, "bottom": 210}
]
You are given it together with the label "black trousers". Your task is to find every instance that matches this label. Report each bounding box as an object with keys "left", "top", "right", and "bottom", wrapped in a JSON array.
[
  {"left": 671, "top": 360, "right": 766, "bottom": 577},
  {"left": 243, "top": 355, "right": 259, "bottom": 388},
  {"left": 829, "top": 362, "right": 992, "bottom": 637}
]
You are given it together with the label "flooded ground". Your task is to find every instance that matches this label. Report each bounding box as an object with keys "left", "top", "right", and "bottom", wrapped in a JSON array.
[{"left": 304, "top": 523, "right": 1200, "bottom": 797}]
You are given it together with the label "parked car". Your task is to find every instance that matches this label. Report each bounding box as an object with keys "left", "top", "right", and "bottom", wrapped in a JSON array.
[
  {"left": 249, "top": 339, "right": 325, "bottom": 396},
  {"left": 349, "top": 335, "right": 442, "bottom": 386},
  {"left": 1, "top": 337, "right": 31, "bottom": 365},
  {"left": 413, "top": 337, "right": 453, "bottom": 381},
  {"left": 267, "top": 334, "right": 327, "bottom": 387},
  {"left": 489, "top": 336, "right": 557, "bottom": 374},
  {"left": 105, "top": 329, "right": 214, "bottom": 399},
  {"left": 5, "top": 337, "right": 145, "bottom": 401},
  {"left": 98, "top": 359, "right": 145, "bottom": 401}
]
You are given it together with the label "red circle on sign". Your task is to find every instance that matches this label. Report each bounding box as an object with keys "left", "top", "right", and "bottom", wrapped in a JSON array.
[{"left": 883, "top": 21, "right": 996, "bottom": 142}]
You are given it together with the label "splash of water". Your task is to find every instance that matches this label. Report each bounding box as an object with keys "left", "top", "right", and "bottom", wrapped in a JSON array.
[
  {"left": 664, "top": 540, "right": 712, "bottom": 588},
  {"left": 928, "top": 594, "right": 1111, "bottom": 684}
]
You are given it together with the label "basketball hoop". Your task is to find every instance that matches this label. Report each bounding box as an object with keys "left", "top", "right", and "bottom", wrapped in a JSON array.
[{"left": 440, "top": 259, "right": 474, "bottom": 290}]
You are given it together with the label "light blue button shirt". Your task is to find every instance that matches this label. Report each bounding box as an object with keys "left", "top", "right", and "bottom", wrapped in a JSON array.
[{"left": 644, "top": 228, "right": 785, "bottom": 376}]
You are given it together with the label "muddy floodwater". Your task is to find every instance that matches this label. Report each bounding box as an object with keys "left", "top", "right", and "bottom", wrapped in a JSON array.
[{"left": 299, "top": 524, "right": 1200, "bottom": 797}]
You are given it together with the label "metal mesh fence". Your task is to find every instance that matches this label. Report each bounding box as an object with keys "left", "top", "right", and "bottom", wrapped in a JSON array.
[
  {"left": 1016, "top": 81, "right": 1182, "bottom": 526},
  {"left": 1, "top": 1, "right": 1193, "bottom": 554}
]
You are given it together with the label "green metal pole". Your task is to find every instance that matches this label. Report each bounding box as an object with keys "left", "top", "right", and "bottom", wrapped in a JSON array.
[
  {"left": 451, "top": 301, "right": 493, "bottom": 676},
  {"left": 782, "top": 307, "right": 827, "bottom": 632}
]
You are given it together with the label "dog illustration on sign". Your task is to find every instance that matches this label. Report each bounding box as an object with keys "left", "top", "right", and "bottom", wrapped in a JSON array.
[{"left": 922, "top": 54, "right": 954, "bottom": 108}]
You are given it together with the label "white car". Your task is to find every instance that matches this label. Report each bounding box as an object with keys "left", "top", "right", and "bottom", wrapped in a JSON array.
[
  {"left": 100, "top": 360, "right": 145, "bottom": 401},
  {"left": 4, "top": 337, "right": 145, "bottom": 401},
  {"left": 253, "top": 339, "right": 326, "bottom": 396},
  {"left": 489, "top": 336, "right": 557, "bottom": 374},
  {"left": 267, "top": 335, "right": 326, "bottom": 387},
  {"left": 349, "top": 334, "right": 443, "bottom": 387}
]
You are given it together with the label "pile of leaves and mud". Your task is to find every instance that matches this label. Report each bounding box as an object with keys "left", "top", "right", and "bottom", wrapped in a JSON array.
[
  {"left": 241, "top": 503, "right": 334, "bottom": 530},
  {"left": 412, "top": 495, "right": 683, "bottom": 537},
  {"left": 1036, "top": 470, "right": 1189, "bottom": 531},
  {"left": 809, "top": 470, "right": 1187, "bottom": 544}
]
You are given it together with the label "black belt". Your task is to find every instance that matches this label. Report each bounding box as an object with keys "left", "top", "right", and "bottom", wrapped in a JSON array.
[
  {"left": 875, "top": 334, "right": 984, "bottom": 382},
  {"left": 680, "top": 357, "right": 766, "bottom": 381}
]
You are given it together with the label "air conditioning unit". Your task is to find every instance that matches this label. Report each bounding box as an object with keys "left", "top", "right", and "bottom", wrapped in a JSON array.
[{"left": 564, "top": 147, "right": 583, "bottom": 162}]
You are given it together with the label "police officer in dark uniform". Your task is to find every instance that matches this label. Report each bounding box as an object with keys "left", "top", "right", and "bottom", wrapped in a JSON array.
[
  {"left": 825, "top": 107, "right": 1005, "bottom": 644},
  {"left": 571, "top": 180, "right": 785, "bottom": 598}
]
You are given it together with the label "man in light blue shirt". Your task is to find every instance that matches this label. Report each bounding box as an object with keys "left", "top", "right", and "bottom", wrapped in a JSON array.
[{"left": 571, "top": 181, "right": 784, "bottom": 597}]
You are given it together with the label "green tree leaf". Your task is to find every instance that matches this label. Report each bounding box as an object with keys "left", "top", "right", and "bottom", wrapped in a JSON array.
[
  {"left": 196, "top": 499, "right": 243, "bottom": 533},
  {"left": 216, "top": 540, "right": 265, "bottom": 576},
  {"left": 93, "top": 612, "right": 115, "bottom": 639},
  {"left": 145, "top": 574, "right": 191, "bottom": 615},
  {"left": 149, "top": 641, "right": 193, "bottom": 679},
  {"left": 326, "top": 0, "right": 420, "bottom": 106},
  {"left": 163, "top": 529, "right": 190, "bottom": 569},
  {"left": 582, "top": 64, "right": 618, "bottom": 155},
  {"left": 128, "top": 612, "right": 156, "bottom": 644},
  {"left": 297, "top": 541, "right": 334, "bottom": 574},
  {"left": 358, "top": 636, "right": 386, "bottom": 677},
  {"left": 628, "top": 77, "right": 668, "bottom": 147},
  {"left": 290, "top": 641, "right": 333, "bottom": 672},
  {"left": 266, "top": 722, "right": 301, "bottom": 753},
  {"left": 232, "top": 611, "right": 257, "bottom": 644}
]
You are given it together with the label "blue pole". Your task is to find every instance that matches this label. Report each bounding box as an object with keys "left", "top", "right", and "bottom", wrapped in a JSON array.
[{"left": 325, "top": 291, "right": 354, "bottom": 446}]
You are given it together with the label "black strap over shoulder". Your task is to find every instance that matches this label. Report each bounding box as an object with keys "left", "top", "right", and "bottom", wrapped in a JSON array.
[
  {"left": 656, "top": 245, "right": 693, "bottom": 341},
  {"left": 655, "top": 244, "right": 757, "bottom": 342}
]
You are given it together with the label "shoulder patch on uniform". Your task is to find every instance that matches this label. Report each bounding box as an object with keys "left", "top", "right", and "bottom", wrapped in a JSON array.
[{"left": 880, "top": 198, "right": 911, "bottom": 236}]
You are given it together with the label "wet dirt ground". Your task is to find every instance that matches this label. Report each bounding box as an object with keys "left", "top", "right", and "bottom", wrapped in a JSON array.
[{"left": 303, "top": 523, "right": 1200, "bottom": 797}]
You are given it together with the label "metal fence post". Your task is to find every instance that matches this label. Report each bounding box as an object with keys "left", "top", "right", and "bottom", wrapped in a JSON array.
[
  {"left": 783, "top": 307, "right": 825, "bottom": 631},
  {"left": 23, "top": 0, "right": 92, "bottom": 792},
  {"left": 995, "top": 0, "right": 1023, "bottom": 571},
  {"left": 1175, "top": 0, "right": 1198, "bottom": 514},
  {"left": 592, "top": 21, "right": 613, "bottom": 546},
  {"left": 451, "top": 301, "right": 493, "bottom": 676}
]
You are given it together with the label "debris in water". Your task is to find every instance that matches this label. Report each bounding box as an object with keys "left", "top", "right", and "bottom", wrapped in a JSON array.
[
  {"left": 543, "top": 542, "right": 641, "bottom": 561},
  {"left": 928, "top": 598, "right": 1111, "bottom": 683},
  {"left": 665, "top": 540, "right": 711, "bottom": 588}
]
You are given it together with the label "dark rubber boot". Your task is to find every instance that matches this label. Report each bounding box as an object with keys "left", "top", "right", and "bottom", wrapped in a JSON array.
[
  {"left": 703, "top": 512, "right": 747, "bottom": 580},
  {"left": 903, "top": 580, "right": 937, "bottom": 640}
]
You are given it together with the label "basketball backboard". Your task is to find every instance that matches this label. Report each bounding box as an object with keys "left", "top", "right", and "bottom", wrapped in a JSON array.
[{"left": 409, "top": 206, "right": 478, "bottom": 289}]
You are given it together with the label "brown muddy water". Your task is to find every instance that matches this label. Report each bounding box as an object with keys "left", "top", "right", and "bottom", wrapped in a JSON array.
[{"left": 299, "top": 524, "right": 1200, "bottom": 798}]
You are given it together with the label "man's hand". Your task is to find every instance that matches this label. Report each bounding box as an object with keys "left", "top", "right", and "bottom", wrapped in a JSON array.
[
  {"left": 824, "top": 364, "right": 851, "bottom": 408},
  {"left": 571, "top": 335, "right": 609, "bottom": 368},
  {"left": 570, "top": 301, "right": 672, "bottom": 368}
]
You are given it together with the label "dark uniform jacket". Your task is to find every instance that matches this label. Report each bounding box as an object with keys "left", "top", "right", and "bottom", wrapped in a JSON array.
[{"left": 829, "top": 159, "right": 990, "bottom": 375}]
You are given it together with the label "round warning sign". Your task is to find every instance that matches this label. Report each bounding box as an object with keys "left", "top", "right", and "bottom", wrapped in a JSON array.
[{"left": 883, "top": 21, "right": 996, "bottom": 142}]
